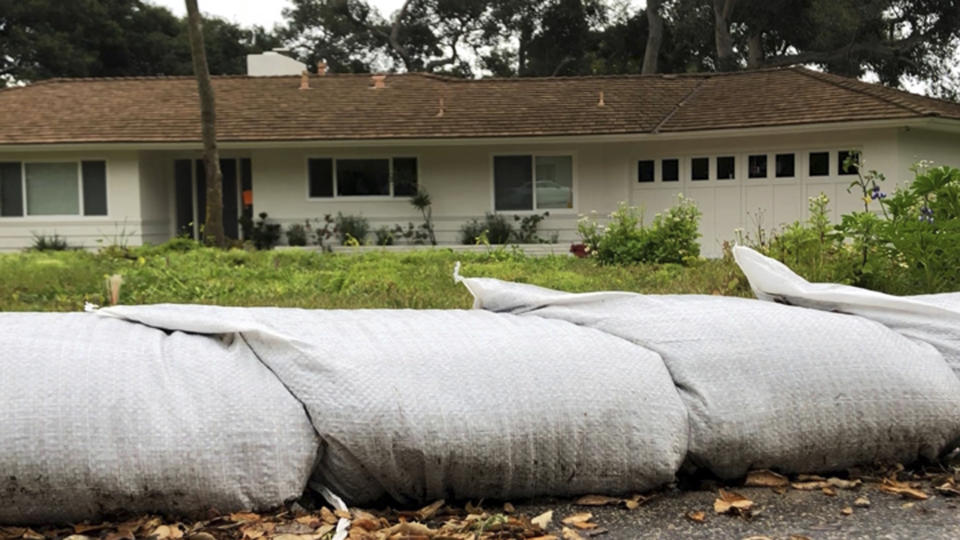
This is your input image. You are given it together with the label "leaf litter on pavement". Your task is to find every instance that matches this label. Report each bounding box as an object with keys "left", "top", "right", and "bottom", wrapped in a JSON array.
[{"left": 1, "top": 462, "right": 957, "bottom": 540}]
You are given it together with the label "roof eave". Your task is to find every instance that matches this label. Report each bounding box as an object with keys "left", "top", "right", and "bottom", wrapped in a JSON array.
[{"left": 0, "top": 117, "right": 949, "bottom": 152}]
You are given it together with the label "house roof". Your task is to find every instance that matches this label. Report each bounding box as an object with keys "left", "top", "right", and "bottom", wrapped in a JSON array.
[{"left": 1, "top": 66, "right": 959, "bottom": 145}]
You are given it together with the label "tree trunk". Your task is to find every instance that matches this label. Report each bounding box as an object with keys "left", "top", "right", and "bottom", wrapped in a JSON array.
[
  {"left": 713, "top": 0, "right": 737, "bottom": 71},
  {"left": 642, "top": 0, "right": 663, "bottom": 74},
  {"left": 185, "top": 0, "right": 225, "bottom": 247},
  {"left": 747, "top": 31, "right": 763, "bottom": 68}
]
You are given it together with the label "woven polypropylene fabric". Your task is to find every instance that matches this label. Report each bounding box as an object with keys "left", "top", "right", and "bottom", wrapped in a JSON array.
[
  {"left": 0, "top": 313, "right": 319, "bottom": 524},
  {"left": 734, "top": 245, "right": 960, "bottom": 378},
  {"left": 99, "top": 304, "right": 689, "bottom": 505},
  {"left": 462, "top": 277, "right": 960, "bottom": 479}
]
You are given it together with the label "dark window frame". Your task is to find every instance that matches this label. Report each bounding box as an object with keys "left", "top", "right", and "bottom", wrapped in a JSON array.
[
  {"left": 748, "top": 154, "right": 767, "bottom": 179},
  {"left": 838, "top": 150, "right": 860, "bottom": 176},
  {"left": 637, "top": 160, "right": 655, "bottom": 183},
  {"left": 691, "top": 157, "right": 709, "bottom": 181},
  {"left": 716, "top": 156, "right": 736, "bottom": 180},
  {"left": 307, "top": 156, "right": 419, "bottom": 199},
  {"left": 661, "top": 159, "right": 679, "bottom": 182},
  {"left": 0, "top": 160, "right": 108, "bottom": 218},
  {"left": 775, "top": 153, "right": 795, "bottom": 178},
  {"left": 809, "top": 151, "right": 830, "bottom": 177},
  {"left": 492, "top": 153, "right": 575, "bottom": 212}
]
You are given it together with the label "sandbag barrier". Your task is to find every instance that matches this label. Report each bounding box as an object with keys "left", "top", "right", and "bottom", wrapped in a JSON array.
[{"left": 1, "top": 246, "right": 958, "bottom": 524}]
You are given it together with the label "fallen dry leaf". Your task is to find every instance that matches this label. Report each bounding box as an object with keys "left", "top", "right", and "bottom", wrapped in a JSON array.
[
  {"left": 879, "top": 478, "right": 929, "bottom": 500},
  {"left": 841, "top": 507, "right": 854, "bottom": 516},
  {"left": 561, "top": 526, "right": 584, "bottom": 540},
  {"left": 854, "top": 496, "right": 871, "bottom": 507},
  {"left": 575, "top": 495, "right": 622, "bottom": 506},
  {"left": 935, "top": 481, "right": 960, "bottom": 497},
  {"left": 531, "top": 510, "right": 554, "bottom": 530},
  {"left": 528, "top": 536, "right": 559, "bottom": 540},
  {"left": 229, "top": 513, "right": 261, "bottom": 523},
  {"left": 791, "top": 481, "right": 828, "bottom": 491},
  {"left": 561, "top": 512, "right": 597, "bottom": 530},
  {"left": 350, "top": 511, "right": 380, "bottom": 531},
  {"left": 319, "top": 507, "right": 338, "bottom": 525},
  {"left": 686, "top": 511, "right": 706, "bottom": 523},
  {"left": 503, "top": 502, "right": 516, "bottom": 513},
  {"left": 382, "top": 521, "right": 436, "bottom": 536},
  {"left": 796, "top": 474, "right": 826, "bottom": 482},
  {"left": 827, "top": 477, "right": 862, "bottom": 490},
  {"left": 417, "top": 499, "right": 445, "bottom": 520},
  {"left": 713, "top": 489, "right": 754, "bottom": 516},
  {"left": 333, "top": 509, "right": 351, "bottom": 520},
  {"left": 745, "top": 469, "right": 789, "bottom": 488},
  {"left": 150, "top": 525, "right": 184, "bottom": 540},
  {"left": 821, "top": 487, "right": 837, "bottom": 497}
]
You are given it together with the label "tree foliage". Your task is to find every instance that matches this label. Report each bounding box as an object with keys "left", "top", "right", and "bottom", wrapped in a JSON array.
[{"left": 0, "top": 0, "right": 278, "bottom": 85}]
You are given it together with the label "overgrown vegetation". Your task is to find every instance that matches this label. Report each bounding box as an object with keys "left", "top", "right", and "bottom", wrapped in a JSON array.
[
  {"left": 460, "top": 212, "right": 552, "bottom": 245},
  {"left": 30, "top": 233, "right": 69, "bottom": 251},
  {"left": 578, "top": 196, "right": 702, "bottom": 265},
  {"left": 741, "top": 159, "right": 960, "bottom": 294},
  {"left": 248, "top": 212, "right": 282, "bottom": 250},
  {"left": 0, "top": 244, "right": 751, "bottom": 312},
  {"left": 335, "top": 213, "right": 370, "bottom": 245}
]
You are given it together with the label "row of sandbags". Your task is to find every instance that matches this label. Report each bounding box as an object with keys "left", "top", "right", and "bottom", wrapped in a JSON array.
[{"left": 1, "top": 247, "right": 959, "bottom": 524}]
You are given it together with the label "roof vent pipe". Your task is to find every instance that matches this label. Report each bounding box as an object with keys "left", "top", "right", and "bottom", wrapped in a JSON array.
[
  {"left": 598, "top": 90, "right": 605, "bottom": 107},
  {"left": 317, "top": 61, "right": 328, "bottom": 76},
  {"left": 299, "top": 70, "right": 310, "bottom": 90},
  {"left": 435, "top": 97, "right": 445, "bottom": 117},
  {"left": 370, "top": 74, "right": 386, "bottom": 89}
]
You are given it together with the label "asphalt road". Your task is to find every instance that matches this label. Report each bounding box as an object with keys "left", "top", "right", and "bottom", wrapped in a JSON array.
[{"left": 513, "top": 485, "right": 960, "bottom": 540}]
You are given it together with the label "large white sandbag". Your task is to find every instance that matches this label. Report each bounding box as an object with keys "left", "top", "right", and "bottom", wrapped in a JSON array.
[
  {"left": 459, "top": 276, "right": 960, "bottom": 479},
  {"left": 0, "top": 313, "right": 319, "bottom": 525},
  {"left": 733, "top": 245, "right": 960, "bottom": 377},
  {"left": 98, "top": 304, "right": 689, "bottom": 505}
]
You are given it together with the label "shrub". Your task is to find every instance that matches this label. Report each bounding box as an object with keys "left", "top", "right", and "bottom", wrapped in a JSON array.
[
  {"left": 286, "top": 223, "right": 308, "bottom": 246},
  {"left": 313, "top": 214, "right": 336, "bottom": 250},
  {"left": 336, "top": 213, "right": 370, "bottom": 245},
  {"left": 410, "top": 188, "right": 437, "bottom": 246},
  {"left": 30, "top": 233, "right": 69, "bottom": 251},
  {"left": 460, "top": 213, "right": 514, "bottom": 245},
  {"left": 375, "top": 226, "right": 395, "bottom": 246},
  {"left": 250, "top": 212, "right": 282, "bottom": 250},
  {"left": 577, "top": 196, "right": 701, "bottom": 265},
  {"left": 513, "top": 212, "right": 550, "bottom": 243}
]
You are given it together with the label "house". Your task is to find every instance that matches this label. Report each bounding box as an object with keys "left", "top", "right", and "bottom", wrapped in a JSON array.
[{"left": 2, "top": 52, "right": 960, "bottom": 255}]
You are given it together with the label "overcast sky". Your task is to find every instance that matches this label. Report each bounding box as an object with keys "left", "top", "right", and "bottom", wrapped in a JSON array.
[{"left": 149, "top": 0, "right": 647, "bottom": 27}]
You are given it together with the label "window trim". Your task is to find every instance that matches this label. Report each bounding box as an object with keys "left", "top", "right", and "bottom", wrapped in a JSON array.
[
  {"left": 489, "top": 151, "right": 578, "bottom": 214},
  {"left": 305, "top": 155, "right": 421, "bottom": 201},
  {"left": 0, "top": 158, "right": 110, "bottom": 220}
]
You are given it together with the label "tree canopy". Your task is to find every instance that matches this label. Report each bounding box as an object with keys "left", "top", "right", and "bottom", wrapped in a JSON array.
[
  {"left": 0, "top": 0, "right": 278, "bottom": 85},
  {"left": 2, "top": 0, "right": 958, "bottom": 98}
]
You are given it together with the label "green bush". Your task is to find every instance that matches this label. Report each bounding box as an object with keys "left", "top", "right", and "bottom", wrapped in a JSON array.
[
  {"left": 250, "top": 212, "right": 282, "bottom": 250},
  {"left": 336, "top": 213, "right": 370, "bottom": 245},
  {"left": 286, "top": 223, "right": 309, "bottom": 246},
  {"left": 513, "top": 212, "right": 550, "bottom": 243},
  {"left": 460, "top": 213, "right": 514, "bottom": 244},
  {"left": 752, "top": 161, "right": 960, "bottom": 294},
  {"left": 375, "top": 226, "right": 395, "bottom": 246},
  {"left": 577, "top": 196, "right": 702, "bottom": 265},
  {"left": 30, "top": 233, "right": 69, "bottom": 251}
]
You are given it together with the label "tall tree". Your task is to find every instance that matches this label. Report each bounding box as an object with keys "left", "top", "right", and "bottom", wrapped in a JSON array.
[
  {"left": 642, "top": 0, "right": 664, "bottom": 74},
  {"left": 185, "top": 0, "right": 225, "bottom": 247}
]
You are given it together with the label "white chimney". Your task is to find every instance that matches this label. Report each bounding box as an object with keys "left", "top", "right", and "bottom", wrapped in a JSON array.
[{"left": 246, "top": 50, "right": 306, "bottom": 76}]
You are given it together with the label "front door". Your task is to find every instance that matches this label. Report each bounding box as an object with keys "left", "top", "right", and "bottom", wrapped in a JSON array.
[{"left": 174, "top": 158, "right": 250, "bottom": 241}]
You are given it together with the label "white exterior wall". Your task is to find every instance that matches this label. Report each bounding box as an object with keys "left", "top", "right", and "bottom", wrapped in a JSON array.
[
  {"left": 251, "top": 128, "right": 907, "bottom": 255},
  {"left": 0, "top": 150, "right": 145, "bottom": 251},
  {"left": 2, "top": 124, "right": 956, "bottom": 254}
]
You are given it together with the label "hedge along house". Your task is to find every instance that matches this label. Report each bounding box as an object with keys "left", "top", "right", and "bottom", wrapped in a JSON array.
[{"left": 2, "top": 52, "right": 960, "bottom": 255}]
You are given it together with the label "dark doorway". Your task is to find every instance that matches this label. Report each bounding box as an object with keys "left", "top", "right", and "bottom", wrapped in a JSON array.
[{"left": 174, "top": 158, "right": 249, "bottom": 241}]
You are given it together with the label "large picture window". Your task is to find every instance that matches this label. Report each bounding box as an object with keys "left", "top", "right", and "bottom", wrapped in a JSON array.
[
  {"left": 308, "top": 157, "right": 417, "bottom": 198},
  {"left": 0, "top": 160, "right": 107, "bottom": 217},
  {"left": 494, "top": 154, "right": 573, "bottom": 211}
]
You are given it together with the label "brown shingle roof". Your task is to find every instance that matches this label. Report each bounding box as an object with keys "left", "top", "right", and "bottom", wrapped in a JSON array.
[{"left": 1, "top": 66, "right": 958, "bottom": 145}]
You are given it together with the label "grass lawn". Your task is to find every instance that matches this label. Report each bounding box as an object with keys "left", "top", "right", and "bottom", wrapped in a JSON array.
[{"left": 0, "top": 245, "right": 752, "bottom": 311}]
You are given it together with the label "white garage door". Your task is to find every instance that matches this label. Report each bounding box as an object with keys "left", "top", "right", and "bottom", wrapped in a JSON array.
[{"left": 630, "top": 149, "right": 867, "bottom": 257}]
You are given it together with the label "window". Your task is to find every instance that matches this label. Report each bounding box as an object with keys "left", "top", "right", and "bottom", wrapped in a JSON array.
[
  {"left": 494, "top": 154, "right": 573, "bottom": 211},
  {"left": 337, "top": 159, "right": 389, "bottom": 196},
  {"left": 662, "top": 159, "right": 679, "bottom": 182},
  {"left": 748, "top": 155, "right": 767, "bottom": 178},
  {"left": 775, "top": 153, "right": 795, "bottom": 178},
  {"left": 637, "top": 160, "right": 654, "bottom": 183},
  {"left": 717, "top": 156, "right": 735, "bottom": 180},
  {"left": 308, "top": 157, "right": 418, "bottom": 198},
  {"left": 838, "top": 150, "right": 859, "bottom": 175},
  {"left": 0, "top": 163, "right": 23, "bottom": 217},
  {"left": 393, "top": 157, "right": 418, "bottom": 196},
  {"left": 809, "top": 152, "right": 829, "bottom": 176},
  {"left": 691, "top": 157, "right": 709, "bottom": 181},
  {"left": 0, "top": 161, "right": 107, "bottom": 217}
]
